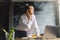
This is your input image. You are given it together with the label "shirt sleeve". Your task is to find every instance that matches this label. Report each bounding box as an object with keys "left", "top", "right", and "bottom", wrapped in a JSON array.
[{"left": 33, "top": 16, "right": 40, "bottom": 37}]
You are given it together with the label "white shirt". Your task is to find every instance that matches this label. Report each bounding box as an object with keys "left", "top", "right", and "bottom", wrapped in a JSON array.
[{"left": 15, "top": 14, "right": 40, "bottom": 37}]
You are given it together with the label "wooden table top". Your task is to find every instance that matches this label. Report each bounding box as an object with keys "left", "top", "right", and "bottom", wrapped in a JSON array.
[{"left": 15, "top": 38, "right": 42, "bottom": 40}]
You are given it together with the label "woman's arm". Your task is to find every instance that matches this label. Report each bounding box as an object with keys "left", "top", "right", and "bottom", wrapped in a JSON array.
[{"left": 33, "top": 16, "right": 40, "bottom": 37}]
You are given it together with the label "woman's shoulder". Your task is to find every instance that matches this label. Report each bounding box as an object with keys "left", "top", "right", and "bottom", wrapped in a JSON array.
[
  {"left": 31, "top": 14, "right": 36, "bottom": 20},
  {"left": 32, "top": 14, "right": 35, "bottom": 17}
]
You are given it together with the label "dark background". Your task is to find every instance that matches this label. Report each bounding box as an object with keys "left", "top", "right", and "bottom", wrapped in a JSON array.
[{"left": 0, "top": 0, "right": 10, "bottom": 40}]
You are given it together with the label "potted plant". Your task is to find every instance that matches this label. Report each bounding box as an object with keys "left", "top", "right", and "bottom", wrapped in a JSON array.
[{"left": 2, "top": 27, "right": 15, "bottom": 40}]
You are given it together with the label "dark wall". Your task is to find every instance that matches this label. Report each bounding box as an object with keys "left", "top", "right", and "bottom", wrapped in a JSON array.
[{"left": 0, "top": 1, "right": 10, "bottom": 40}]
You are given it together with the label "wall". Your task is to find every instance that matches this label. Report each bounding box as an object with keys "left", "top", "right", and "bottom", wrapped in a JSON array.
[
  {"left": 0, "top": 1, "right": 9, "bottom": 40},
  {"left": 57, "top": 0, "right": 60, "bottom": 37},
  {"left": 35, "top": 2, "right": 56, "bottom": 34},
  {"left": 58, "top": 0, "right": 60, "bottom": 25}
]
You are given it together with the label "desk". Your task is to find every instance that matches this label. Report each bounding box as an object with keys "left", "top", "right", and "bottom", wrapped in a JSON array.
[{"left": 15, "top": 38, "right": 42, "bottom": 40}]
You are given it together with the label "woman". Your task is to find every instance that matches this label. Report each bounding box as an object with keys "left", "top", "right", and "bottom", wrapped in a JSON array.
[{"left": 15, "top": 4, "right": 40, "bottom": 38}]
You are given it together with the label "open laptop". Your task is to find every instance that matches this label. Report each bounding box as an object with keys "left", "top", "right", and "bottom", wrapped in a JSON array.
[{"left": 43, "top": 25, "right": 58, "bottom": 39}]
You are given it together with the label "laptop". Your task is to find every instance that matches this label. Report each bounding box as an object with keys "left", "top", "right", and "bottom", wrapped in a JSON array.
[{"left": 43, "top": 25, "right": 58, "bottom": 39}]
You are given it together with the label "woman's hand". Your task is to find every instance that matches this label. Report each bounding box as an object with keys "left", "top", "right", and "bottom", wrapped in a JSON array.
[{"left": 26, "top": 10, "right": 32, "bottom": 20}]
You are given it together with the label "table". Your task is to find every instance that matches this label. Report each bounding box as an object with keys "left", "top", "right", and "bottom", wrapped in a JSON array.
[{"left": 15, "top": 38, "right": 42, "bottom": 40}]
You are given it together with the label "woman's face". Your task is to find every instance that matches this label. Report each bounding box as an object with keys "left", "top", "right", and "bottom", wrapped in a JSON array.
[{"left": 28, "top": 6, "right": 34, "bottom": 15}]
